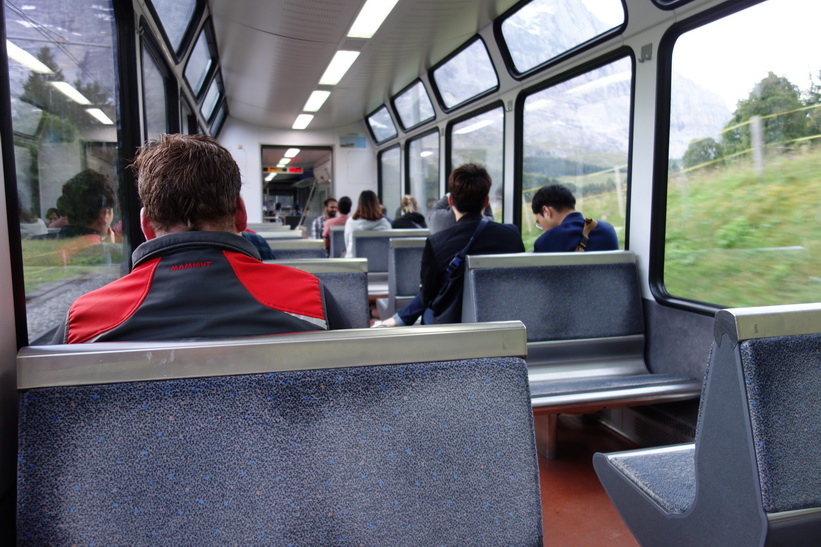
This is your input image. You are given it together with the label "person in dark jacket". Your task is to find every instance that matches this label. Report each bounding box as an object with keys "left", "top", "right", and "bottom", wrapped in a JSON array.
[
  {"left": 391, "top": 195, "right": 426, "bottom": 229},
  {"left": 531, "top": 184, "right": 619, "bottom": 252},
  {"left": 53, "top": 134, "right": 350, "bottom": 343},
  {"left": 420, "top": 164, "right": 524, "bottom": 324}
]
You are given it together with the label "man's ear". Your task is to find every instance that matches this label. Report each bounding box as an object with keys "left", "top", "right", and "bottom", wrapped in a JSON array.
[
  {"left": 447, "top": 194, "right": 454, "bottom": 208},
  {"left": 140, "top": 208, "right": 157, "bottom": 240},
  {"left": 234, "top": 196, "right": 248, "bottom": 233},
  {"left": 483, "top": 196, "right": 490, "bottom": 209}
]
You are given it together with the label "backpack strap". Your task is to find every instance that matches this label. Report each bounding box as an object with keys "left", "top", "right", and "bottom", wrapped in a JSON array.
[{"left": 575, "top": 218, "right": 598, "bottom": 252}]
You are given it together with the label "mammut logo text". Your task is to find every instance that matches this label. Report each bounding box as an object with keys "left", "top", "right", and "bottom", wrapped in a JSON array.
[{"left": 170, "top": 261, "right": 212, "bottom": 271}]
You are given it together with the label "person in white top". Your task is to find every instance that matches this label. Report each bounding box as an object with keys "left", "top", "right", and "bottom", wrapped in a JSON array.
[{"left": 344, "top": 190, "right": 390, "bottom": 258}]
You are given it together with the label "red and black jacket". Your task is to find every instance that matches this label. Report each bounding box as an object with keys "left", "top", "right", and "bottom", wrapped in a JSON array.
[{"left": 53, "top": 231, "right": 351, "bottom": 343}]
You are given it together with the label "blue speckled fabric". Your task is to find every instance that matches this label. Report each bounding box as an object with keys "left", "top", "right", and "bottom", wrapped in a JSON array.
[
  {"left": 17, "top": 357, "right": 542, "bottom": 545},
  {"left": 315, "top": 272, "right": 369, "bottom": 328},
  {"left": 607, "top": 447, "right": 696, "bottom": 514},
  {"left": 740, "top": 334, "right": 821, "bottom": 513},
  {"left": 468, "top": 264, "right": 644, "bottom": 342}
]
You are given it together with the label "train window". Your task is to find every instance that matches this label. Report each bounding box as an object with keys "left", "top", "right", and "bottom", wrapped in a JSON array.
[
  {"left": 431, "top": 38, "right": 498, "bottom": 111},
  {"left": 201, "top": 71, "right": 223, "bottom": 122},
  {"left": 449, "top": 105, "right": 505, "bottom": 220},
  {"left": 210, "top": 100, "right": 228, "bottom": 137},
  {"left": 392, "top": 81, "right": 435, "bottom": 131},
  {"left": 4, "top": 0, "right": 127, "bottom": 344},
  {"left": 662, "top": 0, "right": 821, "bottom": 308},
  {"left": 146, "top": 0, "right": 199, "bottom": 54},
  {"left": 141, "top": 40, "right": 171, "bottom": 139},
  {"left": 407, "top": 130, "right": 441, "bottom": 215},
  {"left": 497, "top": 0, "right": 625, "bottom": 77},
  {"left": 367, "top": 106, "right": 398, "bottom": 144},
  {"left": 184, "top": 25, "right": 214, "bottom": 98},
  {"left": 378, "top": 146, "right": 402, "bottom": 218},
  {"left": 520, "top": 55, "right": 632, "bottom": 251}
]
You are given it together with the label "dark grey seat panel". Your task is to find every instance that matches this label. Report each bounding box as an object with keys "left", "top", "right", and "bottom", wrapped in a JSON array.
[
  {"left": 316, "top": 271, "right": 370, "bottom": 328},
  {"left": 354, "top": 230, "right": 429, "bottom": 274},
  {"left": 377, "top": 238, "right": 425, "bottom": 320},
  {"left": 594, "top": 304, "right": 821, "bottom": 545},
  {"left": 467, "top": 262, "right": 644, "bottom": 343},
  {"left": 270, "top": 247, "right": 326, "bottom": 259},
  {"left": 330, "top": 226, "right": 345, "bottom": 258}
]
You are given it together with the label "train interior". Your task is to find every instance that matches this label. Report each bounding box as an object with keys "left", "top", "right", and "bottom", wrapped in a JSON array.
[{"left": 2, "top": 0, "right": 820, "bottom": 541}]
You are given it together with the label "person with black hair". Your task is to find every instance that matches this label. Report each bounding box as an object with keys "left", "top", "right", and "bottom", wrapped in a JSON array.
[{"left": 531, "top": 184, "right": 618, "bottom": 252}]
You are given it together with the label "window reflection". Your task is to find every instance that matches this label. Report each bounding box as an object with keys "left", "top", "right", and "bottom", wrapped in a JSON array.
[
  {"left": 451, "top": 107, "right": 504, "bottom": 220},
  {"left": 142, "top": 44, "right": 168, "bottom": 139},
  {"left": 379, "top": 147, "right": 401, "bottom": 218},
  {"left": 394, "top": 81, "right": 435, "bottom": 130},
  {"left": 367, "top": 106, "right": 397, "bottom": 143},
  {"left": 148, "top": 0, "right": 198, "bottom": 52},
  {"left": 4, "top": 0, "right": 125, "bottom": 343},
  {"left": 408, "top": 132, "right": 440, "bottom": 215}
]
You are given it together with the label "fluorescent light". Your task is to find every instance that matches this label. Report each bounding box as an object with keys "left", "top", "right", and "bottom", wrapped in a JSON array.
[
  {"left": 292, "top": 114, "right": 314, "bottom": 130},
  {"left": 49, "top": 82, "right": 91, "bottom": 105},
  {"left": 420, "top": 151, "right": 433, "bottom": 158},
  {"left": 6, "top": 40, "right": 53, "bottom": 73},
  {"left": 303, "top": 90, "right": 331, "bottom": 112},
  {"left": 454, "top": 119, "right": 494, "bottom": 135},
  {"left": 276, "top": 163, "right": 286, "bottom": 168},
  {"left": 347, "top": 0, "right": 400, "bottom": 38},
  {"left": 86, "top": 108, "right": 113, "bottom": 125},
  {"left": 265, "top": 172, "right": 276, "bottom": 182},
  {"left": 278, "top": 158, "right": 292, "bottom": 165},
  {"left": 319, "top": 51, "right": 359, "bottom": 86},
  {"left": 284, "top": 148, "right": 300, "bottom": 158}
]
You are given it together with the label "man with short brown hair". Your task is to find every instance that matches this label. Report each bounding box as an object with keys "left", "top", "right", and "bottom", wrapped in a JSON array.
[{"left": 53, "top": 134, "right": 350, "bottom": 343}]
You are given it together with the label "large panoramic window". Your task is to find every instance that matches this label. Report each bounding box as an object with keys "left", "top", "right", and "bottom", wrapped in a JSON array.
[
  {"left": 499, "top": 0, "right": 624, "bottom": 75},
  {"left": 4, "top": 0, "right": 126, "bottom": 343},
  {"left": 393, "top": 81, "right": 435, "bottom": 130},
  {"left": 367, "top": 106, "right": 398, "bottom": 143},
  {"left": 379, "top": 146, "right": 402, "bottom": 219},
  {"left": 432, "top": 38, "right": 498, "bottom": 111},
  {"left": 407, "top": 131, "right": 440, "bottom": 216},
  {"left": 521, "top": 57, "right": 631, "bottom": 251},
  {"left": 147, "top": 0, "right": 198, "bottom": 54},
  {"left": 450, "top": 106, "right": 504, "bottom": 220},
  {"left": 664, "top": 0, "right": 821, "bottom": 307}
]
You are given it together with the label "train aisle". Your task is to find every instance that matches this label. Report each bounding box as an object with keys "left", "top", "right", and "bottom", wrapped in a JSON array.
[{"left": 538, "top": 415, "right": 639, "bottom": 546}]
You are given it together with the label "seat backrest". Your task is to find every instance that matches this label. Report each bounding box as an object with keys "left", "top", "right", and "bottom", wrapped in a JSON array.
[
  {"left": 267, "top": 258, "right": 370, "bottom": 328},
  {"left": 463, "top": 251, "right": 644, "bottom": 343},
  {"left": 330, "top": 225, "right": 345, "bottom": 258},
  {"left": 267, "top": 238, "right": 325, "bottom": 259},
  {"left": 388, "top": 237, "right": 426, "bottom": 298},
  {"left": 713, "top": 304, "right": 821, "bottom": 515},
  {"left": 354, "top": 229, "right": 430, "bottom": 273},
  {"left": 17, "top": 322, "right": 542, "bottom": 545}
]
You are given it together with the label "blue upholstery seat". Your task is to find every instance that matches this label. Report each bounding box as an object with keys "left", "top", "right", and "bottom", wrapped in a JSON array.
[
  {"left": 594, "top": 304, "right": 821, "bottom": 545},
  {"left": 353, "top": 229, "right": 429, "bottom": 277},
  {"left": 330, "top": 225, "right": 345, "bottom": 258},
  {"left": 267, "top": 238, "right": 325, "bottom": 259},
  {"left": 17, "top": 322, "right": 543, "bottom": 545}
]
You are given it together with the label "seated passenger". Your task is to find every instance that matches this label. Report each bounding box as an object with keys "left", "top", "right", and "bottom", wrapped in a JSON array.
[
  {"left": 343, "top": 190, "right": 390, "bottom": 258},
  {"left": 531, "top": 184, "right": 619, "bottom": 252},
  {"left": 391, "top": 195, "right": 427, "bottom": 229},
  {"left": 241, "top": 230, "right": 275, "bottom": 260},
  {"left": 421, "top": 164, "right": 524, "bottom": 324},
  {"left": 322, "top": 195, "right": 351, "bottom": 252},
  {"left": 311, "top": 197, "right": 337, "bottom": 240},
  {"left": 53, "top": 134, "right": 350, "bottom": 343}
]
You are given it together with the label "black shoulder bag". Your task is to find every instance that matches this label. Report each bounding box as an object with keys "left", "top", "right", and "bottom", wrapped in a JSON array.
[{"left": 429, "top": 218, "right": 489, "bottom": 322}]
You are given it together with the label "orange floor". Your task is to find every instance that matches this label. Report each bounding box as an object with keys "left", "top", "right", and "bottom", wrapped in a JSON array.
[{"left": 538, "top": 416, "right": 639, "bottom": 546}]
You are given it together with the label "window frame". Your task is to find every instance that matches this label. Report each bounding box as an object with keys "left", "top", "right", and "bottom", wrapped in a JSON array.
[
  {"left": 513, "top": 47, "right": 635, "bottom": 242},
  {"left": 365, "top": 105, "right": 399, "bottom": 145},
  {"left": 493, "top": 0, "right": 628, "bottom": 80},
  {"left": 183, "top": 18, "right": 219, "bottom": 101},
  {"left": 648, "top": 1, "right": 762, "bottom": 315},
  {"left": 143, "top": 0, "right": 204, "bottom": 62},
  {"left": 390, "top": 79, "right": 436, "bottom": 132},
  {"left": 428, "top": 36, "right": 500, "bottom": 113},
  {"left": 210, "top": 97, "right": 228, "bottom": 137}
]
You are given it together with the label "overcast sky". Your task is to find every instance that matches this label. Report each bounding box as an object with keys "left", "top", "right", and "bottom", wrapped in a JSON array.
[{"left": 673, "top": 0, "right": 819, "bottom": 111}]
